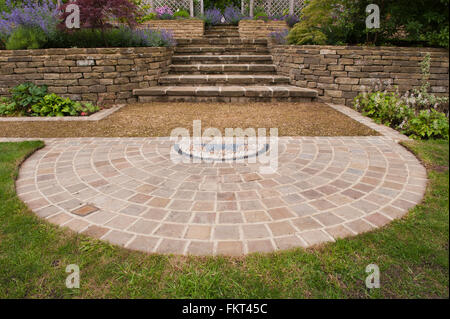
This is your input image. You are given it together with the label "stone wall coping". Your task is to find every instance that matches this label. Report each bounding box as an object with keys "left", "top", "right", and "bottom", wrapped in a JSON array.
[
  {"left": 0, "top": 47, "right": 172, "bottom": 56},
  {"left": 270, "top": 44, "right": 449, "bottom": 53}
]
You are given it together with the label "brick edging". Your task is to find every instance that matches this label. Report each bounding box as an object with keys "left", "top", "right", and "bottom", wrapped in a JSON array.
[{"left": 0, "top": 104, "right": 124, "bottom": 122}]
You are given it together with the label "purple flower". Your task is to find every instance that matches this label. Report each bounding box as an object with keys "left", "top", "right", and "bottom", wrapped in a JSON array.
[
  {"left": 270, "top": 29, "right": 289, "bottom": 44},
  {"left": 0, "top": 0, "right": 59, "bottom": 39},
  {"left": 284, "top": 14, "right": 299, "bottom": 28},
  {"left": 203, "top": 8, "right": 223, "bottom": 26},
  {"left": 155, "top": 5, "right": 173, "bottom": 18},
  {"left": 223, "top": 5, "right": 242, "bottom": 25}
]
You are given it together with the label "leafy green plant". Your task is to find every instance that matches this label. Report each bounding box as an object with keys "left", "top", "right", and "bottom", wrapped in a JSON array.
[
  {"left": 173, "top": 9, "right": 190, "bottom": 19},
  {"left": 138, "top": 12, "right": 157, "bottom": 22},
  {"left": 5, "top": 25, "right": 47, "bottom": 50},
  {"left": 404, "top": 109, "right": 449, "bottom": 140},
  {"left": 0, "top": 97, "right": 16, "bottom": 116},
  {"left": 30, "top": 94, "right": 99, "bottom": 117},
  {"left": 9, "top": 82, "right": 48, "bottom": 114},
  {"left": 287, "top": 24, "right": 327, "bottom": 45},
  {"left": 0, "top": 83, "right": 100, "bottom": 117},
  {"left": 354, "top": 91, "right": 414, "bottom": 130},
  {"left": 254, "top": 12, "right": 268, "bottom": 21}
]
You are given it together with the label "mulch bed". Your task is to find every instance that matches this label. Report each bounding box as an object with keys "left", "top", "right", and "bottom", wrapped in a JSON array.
[{"left": 0, "top": 102, "right": 378, "bottom": 137}]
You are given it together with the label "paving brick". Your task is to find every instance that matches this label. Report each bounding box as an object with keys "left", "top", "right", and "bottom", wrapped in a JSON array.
[{"left": 16, "top": 136, "right": 426, "bottom": 256}]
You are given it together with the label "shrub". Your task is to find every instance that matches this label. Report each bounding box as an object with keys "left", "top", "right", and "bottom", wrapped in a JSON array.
[
  {"left": 173, "top": 9, "right": 190, "bottom": 19},
  {"left": 403, "top": 109, "right": 449, "bottom": 140},
  {"left": 6, "top": 25, "right": 47, "bottom": 49},
  {"left": 31, "top": 94, "right": 99, "bottom": 117},
  {"left": 155, "top": 5, "right": 173, "bottom": 18},
  {"left": 288, "top": 0, "right": 449, "bottom": 47},
  {"left": 47, "top": 26, "right": 175, "bottom": 48},
  {"left": 354, "top": 91, "right": 414, "bottom": 129},
  {"left": 0, "top": 0, "right": 59, "bottom": 47},
  {"left": 284, "top": 14, "right": 300, "bottom": 28},
  {"left": 203, "top": 8, "right": 223, "bottom": 26},
  {"left": 254, "top": 12, "right": 269, "bottom": 22},
  {"left": 58, "top": 0, "right": 139, "bottom": 31},
  {"left": 353, "top": 90, "right": 449, "bottom": 140},
  {"left": 270, "top": 29, "right": 289, "bottom": 45},
  {"left": 138, "top": 12, "right": 157, "bottom": 22},
  {"left": 223, "top": 5, "right": 242, "bottom": 25},
  {"left": 9, "top": 82, "right": 48, "bottom": 115},
  {"left": 287, "top": 24, "right": 327, "bottom": 45},
  {"left": 0, "top": 83, "right": 100, "bottom": 117}
]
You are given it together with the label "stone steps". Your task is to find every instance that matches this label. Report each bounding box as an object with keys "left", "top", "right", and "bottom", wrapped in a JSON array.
[
  {"left": 132, "top": 25, "right": 318, "bottom": 103},
  {"left": 159, "top": 74, "right": 290, "bottom": 86},
  {"left": 169, "top": 64, "right": 277, "bottom": 74},
  {"left": 172, "top": 55, "right": 274, "bottom": 65},
  {"left": 134, "top": 85, "right": 318, "bottom": 102}
]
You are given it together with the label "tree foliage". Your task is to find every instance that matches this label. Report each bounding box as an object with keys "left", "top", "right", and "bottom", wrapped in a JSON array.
[
  {"left": 58, "top": 0, "right": 139, "bottom": 30},
  {"left": 289, "top": 0, "right": 449, "bottom": 47}
]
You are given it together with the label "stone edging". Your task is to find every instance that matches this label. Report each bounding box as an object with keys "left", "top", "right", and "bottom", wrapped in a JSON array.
[
  {"left": 326, "top": 103, "right": 410, "bottom": 142},
  {"left": 0, "top": 104, "right": 124, "bottom": 122}
]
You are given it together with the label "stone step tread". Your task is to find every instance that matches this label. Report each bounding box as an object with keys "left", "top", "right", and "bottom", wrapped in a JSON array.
[
  {"left": 172, "top": 55, "right": 273, "bottom": 61},
  {"left": 134, "top": 86, "right": 318, "bottom": 98},
  {"left": 159, "top": 75, "right": 290, "bottom": 85},
  {"left": 177, "top": 38, "right": 267, "bottom": 45},
  {"left": 175, "top": 46, "right": 268, "bottom": 51},
  {"left": 170, "top": 64, "right": 277, "bottom": 72}
]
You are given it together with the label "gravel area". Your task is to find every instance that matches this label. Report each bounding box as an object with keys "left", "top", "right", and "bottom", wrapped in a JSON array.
[{"left": 0, "top": 102, "right": 378, "bottom": 137}]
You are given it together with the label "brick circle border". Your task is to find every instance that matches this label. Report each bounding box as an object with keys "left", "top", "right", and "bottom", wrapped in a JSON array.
[{"left": 15, "top": 136, "right": 427, "bottom": 256}]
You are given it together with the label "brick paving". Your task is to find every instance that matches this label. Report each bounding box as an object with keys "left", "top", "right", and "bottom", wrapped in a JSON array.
[{"left": 13, "top": 135, "right": 427, "bottom": 256}]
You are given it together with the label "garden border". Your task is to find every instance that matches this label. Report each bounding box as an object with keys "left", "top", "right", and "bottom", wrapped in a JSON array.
[{"left": 0, "top": 104, "right": 125, "bottom": 122}]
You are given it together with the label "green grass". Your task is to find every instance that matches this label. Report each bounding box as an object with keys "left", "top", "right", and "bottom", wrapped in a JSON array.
[{"left": 0, "top": 140, "right": 448, "bottom": 298}]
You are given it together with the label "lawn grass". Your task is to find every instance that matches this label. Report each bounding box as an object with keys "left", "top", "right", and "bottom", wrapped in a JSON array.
[{"left": 0, "top": 139, "right": 448, "bottom": 298}]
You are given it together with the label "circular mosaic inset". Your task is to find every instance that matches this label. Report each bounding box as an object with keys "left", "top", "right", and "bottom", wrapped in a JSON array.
[{"left": 174, "top": 139, "right": 269, "bottom": 162}]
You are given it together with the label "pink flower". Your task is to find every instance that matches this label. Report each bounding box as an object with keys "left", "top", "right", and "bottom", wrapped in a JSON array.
[{"left": 81, "top": 112, "right": 87, "bottom": 116}]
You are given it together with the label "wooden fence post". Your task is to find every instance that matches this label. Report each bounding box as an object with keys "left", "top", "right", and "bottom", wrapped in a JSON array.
[
  {"left": 190, "top": 0, "right": 194, "bottom": 17},
  {"left": 249, "top": 0, "right": 254, "bottom": 17},
  {"left": 289, "top": 0, "right": 294, "bottom": 15}
]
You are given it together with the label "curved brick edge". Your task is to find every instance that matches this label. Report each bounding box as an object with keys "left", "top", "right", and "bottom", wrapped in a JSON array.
[
  {"left": 0, "top": 105, "right": 125, "bottom": 122},
  {"left": 14, "top": 136, "right": 427, "bottom": 256}
]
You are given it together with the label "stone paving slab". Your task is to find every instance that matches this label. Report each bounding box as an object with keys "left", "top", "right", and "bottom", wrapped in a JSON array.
[{"left": 12, "top": 136, "right": 427, "bottom": 256}]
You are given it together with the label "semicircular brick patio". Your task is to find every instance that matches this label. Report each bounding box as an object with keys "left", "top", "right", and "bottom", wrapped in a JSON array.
[{"left": 15, "top": 136, "right": 427, "bottom": 256}]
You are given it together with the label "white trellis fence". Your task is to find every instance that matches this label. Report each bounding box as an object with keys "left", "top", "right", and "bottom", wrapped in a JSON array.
[
  {"left": 142, "top": 0, "right": 305, "bottom": 18},
  {"left": 242, "top": 0, "right": 306, "bottom": 17},
  {"left": 143, "top": 0, "right": 204, "bottom": 17}
]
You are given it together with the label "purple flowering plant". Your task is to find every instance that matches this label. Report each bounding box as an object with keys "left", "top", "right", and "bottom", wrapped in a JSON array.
[
  {"left": 155, "top": 5, "right": 173, "bottom": 18},
  {"left": 203, "top": 8, "right": 223, "bottom": 26},
  {"left": 0, "top": 0, "right": 60, "bottom": 41},
  {"left": 269, "top": 29, "right": 289, "bottom": 44},
  {"left": 223, "top": 5, "right": 242, "bottom": 25}
]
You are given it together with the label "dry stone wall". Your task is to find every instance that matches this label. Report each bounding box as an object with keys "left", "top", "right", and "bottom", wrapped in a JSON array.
[{"left": 0, "top": 47, "right": 173, "bottom": 106}]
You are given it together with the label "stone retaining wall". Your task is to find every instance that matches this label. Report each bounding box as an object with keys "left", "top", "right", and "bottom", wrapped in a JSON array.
[
  {"left": 0, "top": 47, "right": 173, "bottom": 106},
  {"left": 269, "top": 44, "right": 449, "bottom": 106},
  {"left": 239, "top": 20, "right": 288, "bottom": 38},
  {"left": 140, "top": 19, "right": 204, "bottom": 39}
]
